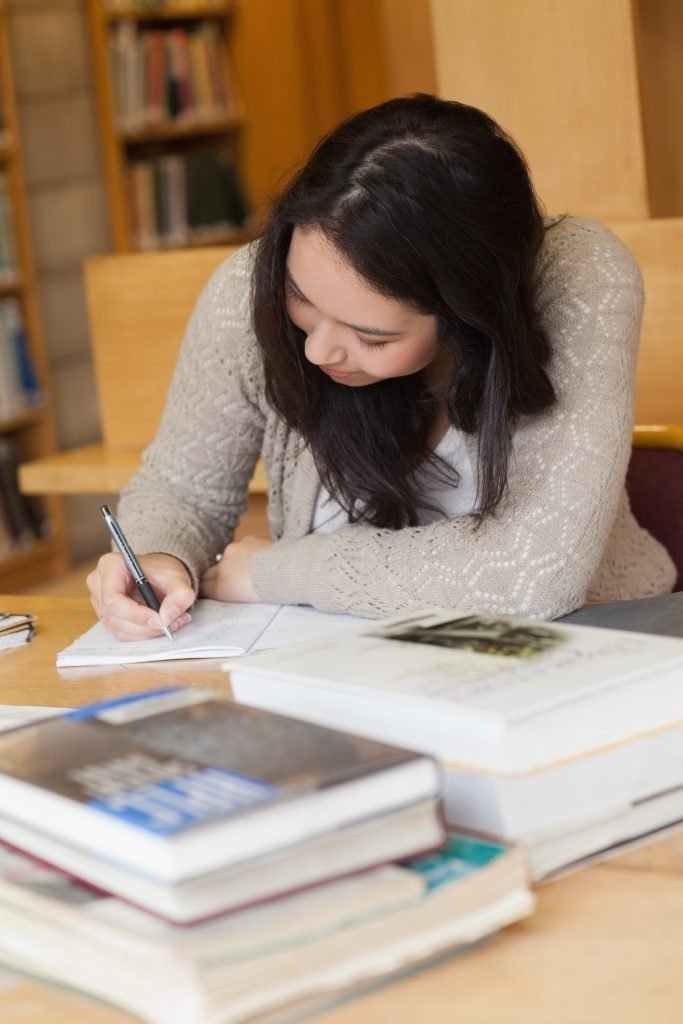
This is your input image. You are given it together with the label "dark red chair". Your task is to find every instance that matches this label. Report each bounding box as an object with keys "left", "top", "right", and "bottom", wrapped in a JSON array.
[{"left": 627, "top": 427, "right": 683, "bottom": 592}]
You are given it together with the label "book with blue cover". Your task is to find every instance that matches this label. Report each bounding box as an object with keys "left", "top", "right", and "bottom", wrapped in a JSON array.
[{"left": 0, "top": 687, "right": 443, "bottom": 914}]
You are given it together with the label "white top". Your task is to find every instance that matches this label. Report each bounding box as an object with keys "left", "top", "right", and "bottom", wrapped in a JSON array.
[{"left": 312, "top": 426, "right": 478, "bottom": 534}]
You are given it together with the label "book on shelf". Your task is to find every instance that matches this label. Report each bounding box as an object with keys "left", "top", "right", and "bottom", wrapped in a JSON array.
[
  {"left": 229, "top": 608, "right": 683, "bottom": 879},
  {"left": 0, "top": 299, "right": 41, "bottom": 418},
  {"left": 0, "top": 831, "right": 532, "bottom": 1024},
  {"left": 57, "top": 598, "right": 367, "bottom": 666},
  {"left": 0, "top": 175, "right": 18, "bottom": 281},
  {"left": 0, "top": 687, "right": 444, "bottom": 920},
  {"left": 108, "top": 19, "right": 235, "bottom": 131},
  {"left": 0, "top": 438, "right": 49, "bottom": 556},
  {"left": 127, "top": 149, "right": 249, "bottom": 249}
]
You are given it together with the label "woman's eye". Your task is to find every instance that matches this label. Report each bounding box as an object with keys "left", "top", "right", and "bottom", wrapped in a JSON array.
[
  {"left": 285, "top": 285, "right": 307, "bottom": 304},
  {"left": 355, "top": 335, "right": 388, "bottom": 351}
]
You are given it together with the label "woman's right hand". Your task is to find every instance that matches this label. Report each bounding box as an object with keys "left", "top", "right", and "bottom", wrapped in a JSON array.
[{"left": 87, "top": 552, "right": 196, "bottom": 641}]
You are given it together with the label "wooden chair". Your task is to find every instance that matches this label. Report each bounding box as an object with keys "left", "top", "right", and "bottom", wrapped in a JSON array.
[
  {"left": 18, "top": 246, "right": 266, "bottom": 496},
  {"left": 610, "top": 218, "right": 683, "bottom": 590}
]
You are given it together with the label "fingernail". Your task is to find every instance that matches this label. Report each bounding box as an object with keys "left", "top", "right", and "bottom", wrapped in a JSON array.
[
  {"left": 165, "top": 605, "right": 182, "bottom": 621},
  {"left": 147, "top": 616, "right": 162, "bottom": 629}
]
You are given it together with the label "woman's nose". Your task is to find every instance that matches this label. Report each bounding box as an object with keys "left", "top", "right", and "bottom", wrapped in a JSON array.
[{"left": 304, "top": 322, "right": 347, "bottom": 366}]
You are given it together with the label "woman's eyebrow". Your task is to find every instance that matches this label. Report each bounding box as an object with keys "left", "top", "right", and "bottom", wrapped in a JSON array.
[{"left": 285, "top": 268, "right": 405, "bottom": 338}]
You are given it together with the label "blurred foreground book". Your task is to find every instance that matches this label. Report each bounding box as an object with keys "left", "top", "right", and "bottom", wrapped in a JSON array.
[
  {"left": 0, "top": 832, "right": 532, "bottom": 1024},
  {"left": 0, "top": 688, "right": 443, "bottom": 922}
]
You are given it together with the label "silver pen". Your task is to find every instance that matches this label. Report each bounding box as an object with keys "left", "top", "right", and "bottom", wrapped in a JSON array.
[{"left": 100, "top": 505, "right": 174, "bottom": 642}]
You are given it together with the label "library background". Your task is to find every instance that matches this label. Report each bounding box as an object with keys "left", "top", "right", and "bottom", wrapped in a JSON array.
[{"left": 0, "top": 0, "right": 682, "bottom": 595}]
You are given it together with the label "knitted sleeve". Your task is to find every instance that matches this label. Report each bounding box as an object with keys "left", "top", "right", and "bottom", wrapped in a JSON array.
[
  {"left": 116, "top": 246, "right": 265, "bottom": 588},
  {"left": 250, "top": 219, "right": 645, "bottom": 619}
]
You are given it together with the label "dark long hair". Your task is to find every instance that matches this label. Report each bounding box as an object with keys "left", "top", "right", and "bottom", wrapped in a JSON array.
[{"left": 252, "top": 94, "right": 555, "bottom": 528}]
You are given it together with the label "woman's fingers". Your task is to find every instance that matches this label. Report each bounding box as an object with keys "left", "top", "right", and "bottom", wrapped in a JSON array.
[{"left": 87, "top": 551, "right": 196, "bottom": 642}]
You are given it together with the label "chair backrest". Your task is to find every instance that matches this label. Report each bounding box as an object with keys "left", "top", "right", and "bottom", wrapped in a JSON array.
[
  {"left": 608, "top": 218, "right": 683, "bottom": 425},
  {"left": 84, "top": 246, "right": 238, "bottom": 450}
]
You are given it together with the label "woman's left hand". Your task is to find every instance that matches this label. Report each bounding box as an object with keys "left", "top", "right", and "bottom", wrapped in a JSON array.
[{"left": 199, "top": 535, "right": 272, "bottom": 604}]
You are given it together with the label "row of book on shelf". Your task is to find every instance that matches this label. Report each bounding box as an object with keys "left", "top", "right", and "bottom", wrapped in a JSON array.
[
  {"left": 0, "top": 437, "right": 48, "bottom": 559},
  {"left": 0, "top": 299, "right": 40, "bottom": 420},
  {"left": 109, "top": 19, "right": 235, "bottom": 131},
  {"left": 0, "top": 606, "right": 681, "bottom": 1021},
  {"left": 0, "top": 175, "right": 18, "bottom": 281},
  {"left": 127, "top": 149, "right": 249, "bottom": 249}
]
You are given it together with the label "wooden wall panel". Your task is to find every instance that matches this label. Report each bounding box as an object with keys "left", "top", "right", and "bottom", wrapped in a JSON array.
[
  {"left": 378, "top": 0, "right": 436, "bottom": 98},
  {"left": 609, "top": 218, "right": 683, "bottom": 424},
  {"left": 634, "top": 0, "right": 683, "bottom": 217},
  {"left": 429, "top": 0, "right": 649, "bottom": 221}
]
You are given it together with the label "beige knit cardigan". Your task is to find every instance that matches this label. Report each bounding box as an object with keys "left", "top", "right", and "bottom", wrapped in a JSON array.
[{"left": 118, "top": 216, "right": 676, "bottom": 619}]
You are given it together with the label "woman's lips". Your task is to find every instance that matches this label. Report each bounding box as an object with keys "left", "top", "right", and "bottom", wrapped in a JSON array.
[{"left": 321, "top": 366, "right": 354, "bottom": 379}]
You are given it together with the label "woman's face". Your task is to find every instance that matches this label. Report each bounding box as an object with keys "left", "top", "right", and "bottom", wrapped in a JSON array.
[{"left": 285, "top": 227, "right": 442, "bottom": 387}]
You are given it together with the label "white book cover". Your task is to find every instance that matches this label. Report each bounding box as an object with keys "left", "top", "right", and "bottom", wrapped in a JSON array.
[{"left": 229, "top": 608, "right": 683, "bottom": 773}]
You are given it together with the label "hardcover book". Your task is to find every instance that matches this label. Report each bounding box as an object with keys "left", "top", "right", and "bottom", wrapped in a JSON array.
[
  {"left": 229, "top": 608, "right": 683, "bottom": 877},
  {"left": 0, "top": 832, "right": 532, "bottom": 1024},
  {"left": 0, "top": 687, "right": 443, "bottom": 893}
]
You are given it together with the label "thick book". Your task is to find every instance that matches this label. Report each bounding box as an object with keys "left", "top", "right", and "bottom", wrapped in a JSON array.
[
  {"left": 0, "top": 832, "right": 532, "bottom": 1024},
  {"left": 229, "top": 608, "right": 683, "bottom": 877},
  {"left": 0, "top": 687, "right": 443, "bottom": 891}
]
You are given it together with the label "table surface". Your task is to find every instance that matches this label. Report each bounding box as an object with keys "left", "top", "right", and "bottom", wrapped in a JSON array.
[{"left": 0, "top": 593, "right": 681, "bottom": 1024}]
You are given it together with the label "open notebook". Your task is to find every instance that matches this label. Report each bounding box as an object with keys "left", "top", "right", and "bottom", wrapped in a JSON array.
[{"left": 56, "top": 600, "right": 367, "bottom": 667}]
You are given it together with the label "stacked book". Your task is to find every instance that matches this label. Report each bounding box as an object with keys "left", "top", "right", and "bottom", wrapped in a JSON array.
[
  {"left": 0, "top": 688, "right": 532, "bottom": 1023},
  {"left": 231, "top": 609, "right": 683, "bottom": 879},
  {"left": 0, "top": 612, "right": 35, "bottom": 651}
]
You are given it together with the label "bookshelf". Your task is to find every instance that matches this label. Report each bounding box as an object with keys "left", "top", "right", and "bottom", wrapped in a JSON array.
[
  {"left": 0, "top": 2, "right": 68, "bottom": 591},
  {"left": 85, "top": 0, "right": 252, "bottom": 253}
]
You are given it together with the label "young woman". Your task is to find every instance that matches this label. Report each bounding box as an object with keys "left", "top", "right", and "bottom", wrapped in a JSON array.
[{"left": 88, "top": 94, "right": 675, "bottom": 641}]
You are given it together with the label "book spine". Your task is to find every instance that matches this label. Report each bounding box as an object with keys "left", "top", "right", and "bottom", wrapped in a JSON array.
[
  {"left": 7, "top": 301, "right": 40, "bottom": 407},
  {"left": 146, "top": 30, "right": 166, "bottom": 126},
  {"left": 0, "top": 176, "right": 18, "bottom": 280},
  {"left": 164, "top": 31, "right": 183, "bottom": 121},
  {"left": 0, "top": 438, "right": 36, "bottom": 546},
  {"left": 201, "top": 21, "right": 226, "bottom": 116},
  {"left": 172, "top": 28, "right": 193, "bottom": 116},
  {"left": 0, "top": 301, "right": 24, "bottom": 417},
  {"left": 188, "top": 27, "right": 212, "bottom": 122}
]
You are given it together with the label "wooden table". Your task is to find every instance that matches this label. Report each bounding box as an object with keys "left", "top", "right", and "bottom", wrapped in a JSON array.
[{"left": 0, "top": 594, "right": 681, "bottom": 1024}]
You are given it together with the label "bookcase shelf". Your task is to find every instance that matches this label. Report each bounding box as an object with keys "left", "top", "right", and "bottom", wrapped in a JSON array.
[
  {"left": 0, "top": 407, "right": 44, "bottom": 435},
  {"left": 0, "top": 276, "right": 22, "bottom": 297},
  {"left": 86, "top": 0, "right": 251, "bottom": 253},
  {"left": 120, "top": 113, "right": 241, "bottom": 144},
  {"left": 103, "top": 1, "right": 233, "bottom": 23},
  {"left": 0, "top": 3, "right": 68, "bottom": 590}
]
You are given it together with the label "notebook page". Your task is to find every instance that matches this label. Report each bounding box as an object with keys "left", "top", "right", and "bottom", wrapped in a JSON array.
[
  {"left": 56, "top": 601, "right": 367, "bottom": 668},
  {"left": 251, "top": 606, "right": 369, "bottom": 652},
  {"left": 56, "top": 600, "right": 281, "bottom": 667}
]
